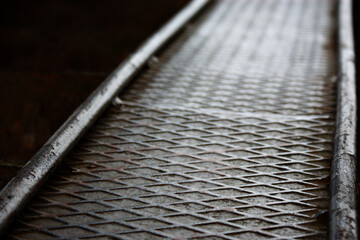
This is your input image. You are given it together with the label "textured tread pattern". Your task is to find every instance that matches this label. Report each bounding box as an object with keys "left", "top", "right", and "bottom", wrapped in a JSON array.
[
  {"left": 6, "top": 0, "right": 336, "bottom": 239},
  {"left": 8, "top": 104, "right": 333, "bottom": 239},
  {"left": 122, "top": 0, "right": 336, "bottom": 115}
]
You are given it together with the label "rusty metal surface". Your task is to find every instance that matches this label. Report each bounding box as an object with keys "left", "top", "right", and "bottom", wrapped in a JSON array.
[{"left": 4, "top": 0, "right": 340, "bottom": 239}]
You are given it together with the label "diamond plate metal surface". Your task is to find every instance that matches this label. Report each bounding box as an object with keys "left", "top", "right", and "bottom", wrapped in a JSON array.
[
  {"left": 5, "top": 0, "right": 336, "bottom": 239},
  {"left": 122, "top": 0, "right": 336, "bottom": 115},
  {"left": 8, "top": 104, "right": 334, "bottom": 239}
]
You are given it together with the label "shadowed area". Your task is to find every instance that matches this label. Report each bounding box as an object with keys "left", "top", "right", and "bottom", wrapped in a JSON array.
[{"left": 0, "top": 0, "right": 188, "bottom": 188}]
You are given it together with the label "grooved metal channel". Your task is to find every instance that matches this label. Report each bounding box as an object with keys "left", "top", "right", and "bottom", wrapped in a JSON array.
[{"left": 4, "top": 0, "right": 341, "bottom": 239}]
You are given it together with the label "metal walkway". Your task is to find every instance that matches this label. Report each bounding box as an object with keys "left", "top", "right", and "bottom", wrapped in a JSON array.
[{"left": 0, "top": 0, "right": 357, "bottom": 239}]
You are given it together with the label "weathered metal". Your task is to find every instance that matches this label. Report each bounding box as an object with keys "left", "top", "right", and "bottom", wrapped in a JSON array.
[
  {"left": 0, "top": 0, "right": 357, "bottom": 239},
  {"left": 0, "top": 0, "right": 210, "bottom": 235},
  {"left": 330, "top": 0, "right": 357, "bottom": 239}
]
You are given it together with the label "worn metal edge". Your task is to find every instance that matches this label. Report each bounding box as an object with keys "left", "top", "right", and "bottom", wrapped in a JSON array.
[
  {"left": 0, "top": 0, "right": 210, "bottom": 235},
  {"left": 330, "top": 0, "right": 357, "bottom": 239}
]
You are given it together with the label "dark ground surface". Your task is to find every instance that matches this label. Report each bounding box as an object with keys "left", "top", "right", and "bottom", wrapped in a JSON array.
[{"left": 0, "top": 0, "right": 188, "bottom": 188}]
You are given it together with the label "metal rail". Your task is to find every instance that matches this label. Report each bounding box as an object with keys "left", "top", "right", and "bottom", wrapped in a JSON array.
[
  {"left": 330, "top": 0, "right": 357, "bottom": 238},
  {"left": 0, "top": 0, "right": 357, "bottom": 239},
  {"left": 0, "top": 0, "right": 210, "bottom": 235}
]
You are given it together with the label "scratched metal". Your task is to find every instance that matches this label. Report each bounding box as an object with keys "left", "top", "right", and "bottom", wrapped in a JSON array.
[{"left": 6, "top": 0, "right": 336, "bottom": 239}]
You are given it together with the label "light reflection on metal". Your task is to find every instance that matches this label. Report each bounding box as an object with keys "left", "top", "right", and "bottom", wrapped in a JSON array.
[{"left": 0, "top": 0, "right": 358, "bottom": 239}]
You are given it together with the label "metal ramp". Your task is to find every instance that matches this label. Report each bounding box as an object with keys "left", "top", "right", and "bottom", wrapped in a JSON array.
[{"left": 0, "top": 0, "right": 357, "bottom": 239}]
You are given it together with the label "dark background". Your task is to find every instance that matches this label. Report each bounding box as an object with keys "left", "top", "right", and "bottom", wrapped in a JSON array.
[{"left": 0, "top": 0, "right": 188, "bottom": 187}]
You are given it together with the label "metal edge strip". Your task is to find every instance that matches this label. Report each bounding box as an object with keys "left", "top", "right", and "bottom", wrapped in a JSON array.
[
  {"left": 330, "top": 0, "right": 357, "bottom": 239},
  {"left": 0, "top": 0, "right": 210, "bottom": 235}
]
